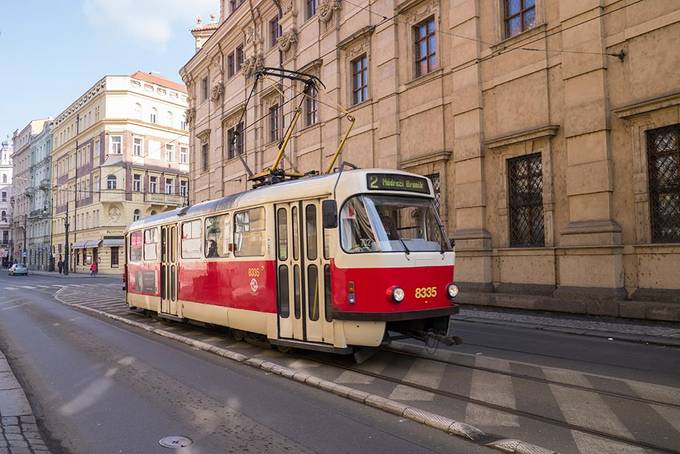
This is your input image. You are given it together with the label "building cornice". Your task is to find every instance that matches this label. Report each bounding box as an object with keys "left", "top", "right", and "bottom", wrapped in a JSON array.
[
  {"left": 613, "top": 90, "right": 680, "bottom": 119},
  {"left": 485, "top": 124, "right": 559, "bottom": 149}
]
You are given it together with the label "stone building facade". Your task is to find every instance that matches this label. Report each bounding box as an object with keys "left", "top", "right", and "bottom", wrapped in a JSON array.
[
  {"left": 180, "top": 0, "right": 680, "bottom": 319},
  {"left": 27, "top": 121, "right": 53, "bottom": 270},
  {"left": 0, "top": 139, "right": 13, "bottom": 266},
  {"left": 11, "top": 119, "right": 49, "bottom": 264},
  {"left": 51, "top": 72, "right": 190, "bottom": 275}
]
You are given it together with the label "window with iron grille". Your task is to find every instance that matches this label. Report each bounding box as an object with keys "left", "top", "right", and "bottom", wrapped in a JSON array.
[
  {"left": 414, "top": 17, "right": 437, "bottom": 78},
  {"left": 508, "top": 153, "right": 544, "bottom": 247},
  {"left": 351, "top": 55, "right": 368, "bottom": 105},
  {"left": 647, "top": 125, "right": 680, "bottom": 243},
  {"left": 227, "top": 53, "right": 235, "bottom": 78},
  {"left": 504, "top": 0, "right": 536, "bottom": 38},
  {"left": 425, "top": 173, "right": 441, "bottom": 213},
  {"left": 227, "top": 122, "right": 244, "bottom": 159},
  {"left": 305, "top": 85, "right": 318, "bottom": 126},
  {"left": 270, "top": 105, "right": 280, "bottom": 142},
  {"left": 236, "top": 45, "right": 244, "bottom": 72}
]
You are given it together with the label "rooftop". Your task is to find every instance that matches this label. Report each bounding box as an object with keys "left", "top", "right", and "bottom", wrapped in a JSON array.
[{"left": 130, "top": 71, "right": 187, "bottom": 94}]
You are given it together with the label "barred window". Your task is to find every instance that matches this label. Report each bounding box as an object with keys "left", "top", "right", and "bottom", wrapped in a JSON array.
[
  {"left": 227, "top": 122, "right": 244, "bottom": 159},
  {"left": 508, "top": 153, "right": 544, "bottom": 247},
  {"left": 647, "top": 125, "right": 680, "bottom": 243},
  {"left": 305, "top": 85, "right": 318, "bottom": 126},
  {"left": 351, "top": 55, "right": 368, "bottom": 105}
]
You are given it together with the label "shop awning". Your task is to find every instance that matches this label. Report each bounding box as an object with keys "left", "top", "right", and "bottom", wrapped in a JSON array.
[
  {"left": 71, "top": 240, "right": 101, "bottom": 249},
  {"left": 101, "top": 238, "right": 124, "bottom": 247}
]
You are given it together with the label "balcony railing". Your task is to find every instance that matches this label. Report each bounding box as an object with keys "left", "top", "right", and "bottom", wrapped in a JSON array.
[{"left": 146, "top": 193, "right": 184, "bottom": 205}]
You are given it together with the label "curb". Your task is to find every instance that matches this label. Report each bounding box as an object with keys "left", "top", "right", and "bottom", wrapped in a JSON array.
[
  {"left": 454, "top": 316, "right": 680, "bottom": 348},
  {"left": 54, "top": 290, "right": 558, "bottom": 453}
]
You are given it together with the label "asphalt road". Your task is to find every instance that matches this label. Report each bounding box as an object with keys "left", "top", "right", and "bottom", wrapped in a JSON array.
[{"left": 0, "top": 271, "right": 491, "bottom": 454}]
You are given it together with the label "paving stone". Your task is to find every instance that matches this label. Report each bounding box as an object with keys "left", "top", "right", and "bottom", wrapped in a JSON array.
[
  {"left": 0, "top": 373, "right": 19, "bottom": 391},
  {"left": 2, "top": 426, "right": 19, "bottom": 434},
  {"left": 20, "top": 425, "right": 37, "bottom": 433},
  {"left": 4, "top": 433, "right": 23, "bottom": 441},
  {"left": 0, "top": 390, "right": 31, "bottom": 417},
  {"left": 9, "top": 446, "right": 32, "bottom": 454},
  {"left": 1, "top": 417, "right": 18, "bottom": 426},
  {"left": 18, "top": 417, "right": 35, "bottom": 425}
]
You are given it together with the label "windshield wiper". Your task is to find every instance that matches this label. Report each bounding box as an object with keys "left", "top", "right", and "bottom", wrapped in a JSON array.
[{"left": 395, "top": 233, "right": 410, "bottom": 257}]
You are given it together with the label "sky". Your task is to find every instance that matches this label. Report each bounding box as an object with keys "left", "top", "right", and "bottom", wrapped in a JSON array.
[{"left": 0, "top": 0, "right": 219, "bottom": 141}]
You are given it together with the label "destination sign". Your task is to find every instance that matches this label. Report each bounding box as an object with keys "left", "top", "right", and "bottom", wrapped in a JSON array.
[{"left": 366, "top": 173, "right": 430, "bottom": 194}]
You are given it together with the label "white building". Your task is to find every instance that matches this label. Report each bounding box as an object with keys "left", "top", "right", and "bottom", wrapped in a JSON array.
[
  {"left": 27, "top": 121, "right": 53, "bottom": 270},
  {"left": 0, "top": 138, "right": 13, "bottom": 266}
]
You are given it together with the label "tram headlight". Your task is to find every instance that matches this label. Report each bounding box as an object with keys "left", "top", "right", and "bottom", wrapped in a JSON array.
[
  {"left": 447, "top": 284, "right": 459, "bottom": 299},
  {"left": 390, "top": 286, "right": 405, "bottom": 303}
]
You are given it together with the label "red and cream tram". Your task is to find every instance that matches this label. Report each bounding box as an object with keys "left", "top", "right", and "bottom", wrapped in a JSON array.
[{"left": 124, "top": 169, "right": 459, "bottom": 353}]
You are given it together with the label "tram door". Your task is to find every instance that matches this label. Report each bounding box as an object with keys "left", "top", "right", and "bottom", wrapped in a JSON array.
[
  {"left": 275, "top": 200, "right": 332, "bottom": 343},
  {"left": 160, "top": 224, "right": 178, "bottom": 316}
]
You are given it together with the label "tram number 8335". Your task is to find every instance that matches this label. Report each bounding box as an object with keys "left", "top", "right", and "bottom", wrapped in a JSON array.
[{"left": 415, "top": 287, "right": 438, "bottom": 299}]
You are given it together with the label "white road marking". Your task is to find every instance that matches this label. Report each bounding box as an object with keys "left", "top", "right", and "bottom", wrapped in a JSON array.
[
  {"left": 388, "top": 359, "right": 446, "bottom": 401},
  {"left": 570, "top": 431, "right": 647, "bottom": 454},
  {"left": 465, "top": 357, "right": 519, "bottom": 427},
  {"left": 19, "top": 286, "right": 35, "bottom": 289},
  {"left": 548, "top": 379, "right": 636, "bottom": 442},
  {"left": 4, "top": 287, "right": 18, "bottom": 290},
  {"left": 651, "top": 404, "right": 680, "bottom": 433}
]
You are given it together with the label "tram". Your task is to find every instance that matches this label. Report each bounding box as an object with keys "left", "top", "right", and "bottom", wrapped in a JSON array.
[{"left": 124, "top": 168, "right": 459, "bottom": 354}]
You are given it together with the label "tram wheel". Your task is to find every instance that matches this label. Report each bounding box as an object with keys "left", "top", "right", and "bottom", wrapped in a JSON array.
[
  {"left": 232, "top": 329, "right": 245, "bottom": 342},
  {"left": 276, "top": 345, "right": 292, "bottom": 354}
]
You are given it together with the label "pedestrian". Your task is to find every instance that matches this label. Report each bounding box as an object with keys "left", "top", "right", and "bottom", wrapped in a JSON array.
[
  {"left": 57, "top": 259, "right": 63, "bottom": 274},
  {"left": 90, "top": 261, "right": 98, "bottom": 277}
]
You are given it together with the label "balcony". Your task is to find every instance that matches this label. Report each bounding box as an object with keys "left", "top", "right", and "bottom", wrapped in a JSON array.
[{"left": 146, "top": 193, "right": 185, "bottom": 206}]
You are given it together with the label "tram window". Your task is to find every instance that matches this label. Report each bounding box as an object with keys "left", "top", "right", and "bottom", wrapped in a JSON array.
[
  {"left": 205, "top": 215, "right": 228, "bottom": 258},
  {"left": 277, "top": 208, "right": 288, "bottom": 261},
  {"left": 144, "top": 228, "right": 158, "bottom": 261},
  {"left": 292, "top": 206, "right": 299, "bottom": 261},
  {"left": 130, "top": 231, "right": 143, "bottom": 262},
  {"left": 324, "top": 264, "right": 332, "bottom": 322},
  {"left": 181, "top": 219, "right": 203, "bottom": 259},
  {"left": 277, "top": 265, "right": 289, "bottom": 318},
  {"left": 305, "top": 204, "right": 318, "bottom": 261},
  {"left": 307, "top": 264, "right": 319, "bottom": 321},
  {"left": 293, "top": 264, "right": 301, "bottom": 319},
  {"left": 234, "top": 207, "right": 266, "bottom": 257}
]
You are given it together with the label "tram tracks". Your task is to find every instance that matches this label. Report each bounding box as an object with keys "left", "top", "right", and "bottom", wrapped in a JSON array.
[
  {"left": 302, "top": 347, "right": 680, "bottom": 454},
  {"left": 384, "top": 343, "right": 680, "bottom": 411}
]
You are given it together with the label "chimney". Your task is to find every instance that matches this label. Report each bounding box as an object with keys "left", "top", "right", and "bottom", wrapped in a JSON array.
[{"left": 190, "top": 15, "right": 219, "bottom": 52}]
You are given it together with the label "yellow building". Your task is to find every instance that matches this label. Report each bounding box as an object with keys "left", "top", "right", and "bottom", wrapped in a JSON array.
[
  {"left": 180, "top": 0, "right": 680, "bottom": 320},
  {"left": 51, "top": 72, "right": 190, "bottom": 275}
]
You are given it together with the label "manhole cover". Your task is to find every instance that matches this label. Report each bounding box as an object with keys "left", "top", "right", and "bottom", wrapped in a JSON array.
[{"left": 159, "top": 436, "right": 193, "bottom": 449}]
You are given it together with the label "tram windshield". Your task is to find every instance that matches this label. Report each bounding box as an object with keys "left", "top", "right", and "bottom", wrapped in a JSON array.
[{"left": 340, "top": 194, "right": 450, "bottom": 253}]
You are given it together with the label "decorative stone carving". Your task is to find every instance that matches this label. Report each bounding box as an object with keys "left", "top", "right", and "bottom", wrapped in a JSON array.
[
  {"left": 277, "top": 29, "right": 298, "bottom": 53},
  {"left": 282, "top": 0, "right": 295, "bottom": 14},
  {"left": 185, "top": 107, "right": 196, "bottom": 126},
  {"left": 210, "top": 82, "right": 224, "bottom": 103},
  {"left": 242, "top": 53, "right": 265, "bottom": 78},
  {"left": 211, "top": 54, "right": 223, "bottom": 76},
  {"left": 318, "top": 0, "right": 341, "bottom": 23},
  {"left": 108, "top": 206, "right": 121, "bottom": 222}
]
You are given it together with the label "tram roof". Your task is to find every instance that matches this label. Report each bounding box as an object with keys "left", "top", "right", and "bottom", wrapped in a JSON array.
[{"left": 127, "top": 168, "right": 430, "bottom": 232}]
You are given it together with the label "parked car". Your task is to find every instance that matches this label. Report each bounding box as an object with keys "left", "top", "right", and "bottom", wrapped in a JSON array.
[{"left": 9, "top": 263, "right": 28, "bottom": 276}]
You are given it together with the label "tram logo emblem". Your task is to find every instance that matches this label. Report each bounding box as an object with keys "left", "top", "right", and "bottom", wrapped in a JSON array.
[{"left": 250, "top": 278, "right": 259, "bottom": 293}]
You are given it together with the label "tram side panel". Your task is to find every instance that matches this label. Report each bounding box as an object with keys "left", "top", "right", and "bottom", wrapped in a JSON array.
[
  {"left": 127, "top": 261, "right": 161, "bottom": 312},
  {"left": 177, "top": 259, "right": 276, "bottom": 335}
]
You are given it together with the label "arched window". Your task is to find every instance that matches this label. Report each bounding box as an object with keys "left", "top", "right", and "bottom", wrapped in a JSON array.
[
  {"left": 133, "top": 209, "right": 140, "bottom": 222},
  {"left": 150, "top": 107, "right": 158, "bottom": 124},
  {"left": 1, "top": 211, "right": 6, "bottom": 222},
  {"left": 106, "top": 175, "right": 117, "bottom": 190},
  {"left": 1, "top": 174, "right": 6, "bottom": 183}
]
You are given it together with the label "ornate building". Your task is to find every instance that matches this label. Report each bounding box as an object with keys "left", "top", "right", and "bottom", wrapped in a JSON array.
[
  {"left": 51, "top": 72, "right": 190, "bottom": 275},
  {"left": 180, "top": 0, "right": 680, "bottom": 320},
  {"left": 27, "top": 121, "right": 53, "bottom": 270},
  {"left": 11, "top": 119, "right": 49, "bottom": 264},
  {"left": 0, "top": 138, "right": 13, "bottom": 266}
]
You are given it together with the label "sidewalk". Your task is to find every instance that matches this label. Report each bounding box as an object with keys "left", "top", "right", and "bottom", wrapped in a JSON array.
[
  {"left": 455, "top": 305, "right": 680, "bottom": 347},
  {"left": 0, "top": 351, "right": 50, "bottom": 453},
  {"left": 13, "top": 270, "right": 116, "bottom": 280}
]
